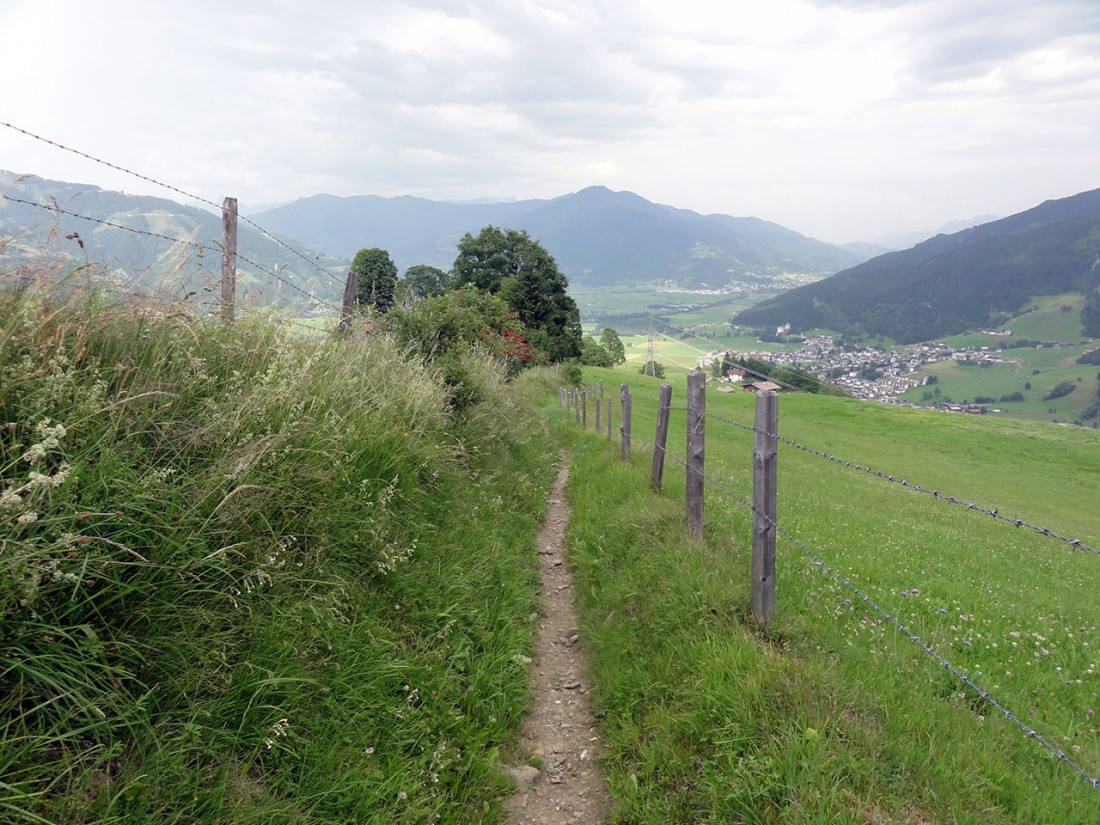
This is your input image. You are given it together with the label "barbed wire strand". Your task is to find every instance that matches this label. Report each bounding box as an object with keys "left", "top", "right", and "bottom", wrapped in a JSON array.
[
  {"left": 698, "top": 407, "right": 1100, "bottom": 558},
  {"left": 1, "top": 120, "right": 346, "bottom": 287},
  {"left": 4, "top": 195, "right": 340, "bottom": 312},
  {"left": 655, "top": 445, "right": 1100, "bottom": 791}
]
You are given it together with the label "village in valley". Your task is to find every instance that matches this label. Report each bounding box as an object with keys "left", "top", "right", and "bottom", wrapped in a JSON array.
[{"left": 703, "top": 330, "right": 1023, "bottom": 411}]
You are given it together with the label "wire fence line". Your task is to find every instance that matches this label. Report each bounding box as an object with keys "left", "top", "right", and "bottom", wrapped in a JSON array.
[
  {"left": 2, "top": 194, "right": 341, "bottom": 314},
  {"left": 1, "top": 119, "right": 346, "bottom": 288},
  {"left": 660, "top": 444, "right": 1100, "bottom": 791},
  {"left": 562, "top": 379, "right": 1100, "bottom": 790},
  {"left": 699, "top": 407, "right": 1100, "bottom": 559}
]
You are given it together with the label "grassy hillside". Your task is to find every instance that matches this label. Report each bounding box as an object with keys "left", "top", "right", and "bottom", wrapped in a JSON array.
[
  {"left": 900, "top": 294, "right": 1100, "bottom": 423},
  {"left": 532, "top": 366, "right": 1100, "bottom": 822},
  {"left": 0, "top": 277, "right": 559, "bottom": 823},
  {"left": 736, "top": 186, "right": 1100, "bottom": 343}
]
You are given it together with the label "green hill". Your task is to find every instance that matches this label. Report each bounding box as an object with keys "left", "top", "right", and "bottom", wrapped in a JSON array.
[{"left": 735, "top": 187, "right": 1100, "bottom": 343}]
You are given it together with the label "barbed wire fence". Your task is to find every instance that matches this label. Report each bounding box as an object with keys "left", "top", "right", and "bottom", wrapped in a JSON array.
[
  {"left": 1, "top": 120, "right": 346, "bottom": 290},
  {"left": 1, "top": 193, "right": 342, "bottom": 333},
  {"left": 0, "top": 120, "right": 361, "bottom": 333},
  {"left": 558, "top": 374, "right": 1100, "bottom": 791}
]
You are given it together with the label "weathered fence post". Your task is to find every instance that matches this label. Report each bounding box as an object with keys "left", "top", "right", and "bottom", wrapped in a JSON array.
[
  {"left": 598, "top": 381, "right": 604, "bottom": 400},
  {"left": 559, "top": 387, "right": 564, "bottom": 408},
  {"left": 575, "top": 391, "right": 581, "bottom": 424},
  {"left": 752, "top": 390, "right": 779, "bottom": 624},
  {"left": 338, "top": 268, "right": 358, "bottom": 334},
  {"left": 220, "top": 196, "right": 238, "bottom": 325},
  {"left": 620, "top": 384, "right": 632, "bottom": 461},
  {"left": 582, "top": 390, "right": 587, "bottom": 429},
  {"left": 606, "top": 397, "right": 612, "bottom": 441},
  {"left": 686, "top": 371, "right": 706, "bottom": 538},
  {"left": 595, "top": 392, "right": 601, "bottom": 431},
  {"left": 650, "top": 383, "right": 673, "bottom": 491}
]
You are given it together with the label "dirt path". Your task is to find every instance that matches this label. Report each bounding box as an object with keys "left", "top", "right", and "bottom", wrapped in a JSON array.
[{"left": 504, "top": 461, "right": 610, "bottom": 824}]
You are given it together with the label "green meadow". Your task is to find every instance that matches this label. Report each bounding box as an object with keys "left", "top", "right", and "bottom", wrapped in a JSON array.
[
  {"left": 902, "top": 294, "right": 1100, "bottom": 423},
  {"left": 8, "top": 272, "right": 1100, "bottom": 823},
  {"left": 534, "top": 364, "right": 1100, "bottom": 822}
]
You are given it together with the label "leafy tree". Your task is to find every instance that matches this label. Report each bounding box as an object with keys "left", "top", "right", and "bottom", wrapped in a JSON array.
[
  {"left": 999, "top": 392, "right": 1025, "bottom": 402},
  {"left": 1083, "top": 291, "right": 1100, "bottom": 337},
  {"left": 387, "top": 287, "right": 546, "bottom": 376},
  {"left": 401, "top": 265, "right": 449, "bottom": 302},
  {"left": 1043, "top": 381, "right": 1076, "bottom": 401},
  {"left": 639, "top": 360, "right": 666, "bottom": 378},
  {"left": 580, "top": 338, "right": 612, "bottom": 367},
  {"left": 452, "top": 226, "right": 582, "bottom": 361},
  {"left": 600, "top": 328, "right": 626, "bottom": 365},
  {"left": 352, "top": 247, "right": 398, "bottom": 313},
  {"left": 561, "top": 363, "right": 583, "bottom": 387},
  {"left": 1076, "top": 348, "right": 1100, "bottom": 366}
]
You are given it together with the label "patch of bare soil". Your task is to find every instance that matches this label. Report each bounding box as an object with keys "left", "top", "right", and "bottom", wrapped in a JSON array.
[{"left": 504, "top": 461, "right": 610, "bottom": 824}]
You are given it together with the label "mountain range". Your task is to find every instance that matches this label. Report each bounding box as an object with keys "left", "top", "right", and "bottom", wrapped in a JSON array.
[
  {"left": 735, "top": 187, "right": 1100, "bottom": 343},
  {"left": 251, "top": 186, "right": 864, "bottom": 286}
]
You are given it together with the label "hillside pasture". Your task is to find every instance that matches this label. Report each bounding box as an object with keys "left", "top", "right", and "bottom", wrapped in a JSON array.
[
  {"left": 540, "top": 366, "right": 1100, "bottom": 822},
  {"left": 901, "top": 342, "right": 1100, "bottom": 423}
]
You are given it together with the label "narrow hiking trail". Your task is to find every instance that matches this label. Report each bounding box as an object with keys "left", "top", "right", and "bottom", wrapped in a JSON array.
[{"left": 504, "top": 461, "right": 610, "bottom": 824}]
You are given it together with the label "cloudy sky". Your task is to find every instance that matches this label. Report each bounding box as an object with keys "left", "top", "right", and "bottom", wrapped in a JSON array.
[{"left": 2, "top": 0, "right": 1098, "bottom": 244}]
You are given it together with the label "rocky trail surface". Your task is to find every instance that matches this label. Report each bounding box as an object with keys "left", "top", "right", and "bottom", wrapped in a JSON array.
[{"left": 504, "top": 461, "right": 610, "bottom": 824}]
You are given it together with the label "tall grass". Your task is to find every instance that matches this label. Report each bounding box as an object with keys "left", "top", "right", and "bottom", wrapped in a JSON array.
[
  {"left": 527, "top": 365, "right": 1100, "bottom": 823},
  {"left": 0, "top": 277, "right": 558, "bottom": 822}
]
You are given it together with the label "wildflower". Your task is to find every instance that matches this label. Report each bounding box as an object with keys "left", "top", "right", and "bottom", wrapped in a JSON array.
[{"left": 16, "top": 511, "right": 38, "bottom": 525}]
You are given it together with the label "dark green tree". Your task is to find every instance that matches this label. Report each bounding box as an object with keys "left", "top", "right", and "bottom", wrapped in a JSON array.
[
  {"left": 452, "top": 226, "right": 582, "bottom": 361},
  {"left": 600, "top": 328, "right": 626, "bottom": 365},
  {"left": 580, "top": 337, "right": 612, "bottom": 367},
  {"left": 352, "top": 247, "right": 398, "bottom": 313},
  {"left": 401, "top": 265, "right": 449, "bottom": 302}
]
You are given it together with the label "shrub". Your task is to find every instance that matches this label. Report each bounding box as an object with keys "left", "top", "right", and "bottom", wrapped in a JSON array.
[
  {"left": 639, "top": 360, "right": 666, "bottom": 378},
  {"left": 998, "top": 392, "right": 1026, "bottom": 402},
  {"left": 1042, "top": 381, "right": 1076, "bottom": 401},
  {"left": 561, "top": 362, "right": 584, "bottom": 387}
]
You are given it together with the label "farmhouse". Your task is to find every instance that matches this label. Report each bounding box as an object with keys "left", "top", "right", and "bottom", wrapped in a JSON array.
[{"left": 743, "top": 380, "right": 782, "bottom": 393}]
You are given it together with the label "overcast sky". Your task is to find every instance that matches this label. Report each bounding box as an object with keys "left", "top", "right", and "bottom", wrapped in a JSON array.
[{"left": 2, "top": 0, "right": 1098, "bottom": 245}]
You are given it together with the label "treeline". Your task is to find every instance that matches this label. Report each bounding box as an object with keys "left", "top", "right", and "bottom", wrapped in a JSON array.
[
  {"left": 352, "top": 225, "right": 582, "bottom": 364},
  {"left": 713, "top": 353, "right": 847, "bottom": 396}
]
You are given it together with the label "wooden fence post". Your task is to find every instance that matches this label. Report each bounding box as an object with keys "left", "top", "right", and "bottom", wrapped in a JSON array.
[
  {"left": 752, "top": 390, "right": 779, "bottom": 624},
  {"left": 595, "top": 392, "right": 601, "bottom": 431},
  {"left": 575, "top": 391, "right": 581, "bottom": 424},
  {"left": 338, "top": 267, "right": 358, "bottom": 334},
  {"left": 650, "top": 383, "right": 673, "bottom": 491},
  {"left": 606, "top": 397, "right": 612, "bottom": 441},
  {"left": 582, "top": 390, "right": 587, "bottom": 429},
  {"left": 220, "top": 196, "right": 238, "bottom": 325},
  {"left": 620, "top": 384, "right": 632, "bottom": 461},
  {"left": 686, "top": 371, "right": 706, "bottom": 538},
  {"left": 559, "top": 387, "right": 564, "bottom": 408}
]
